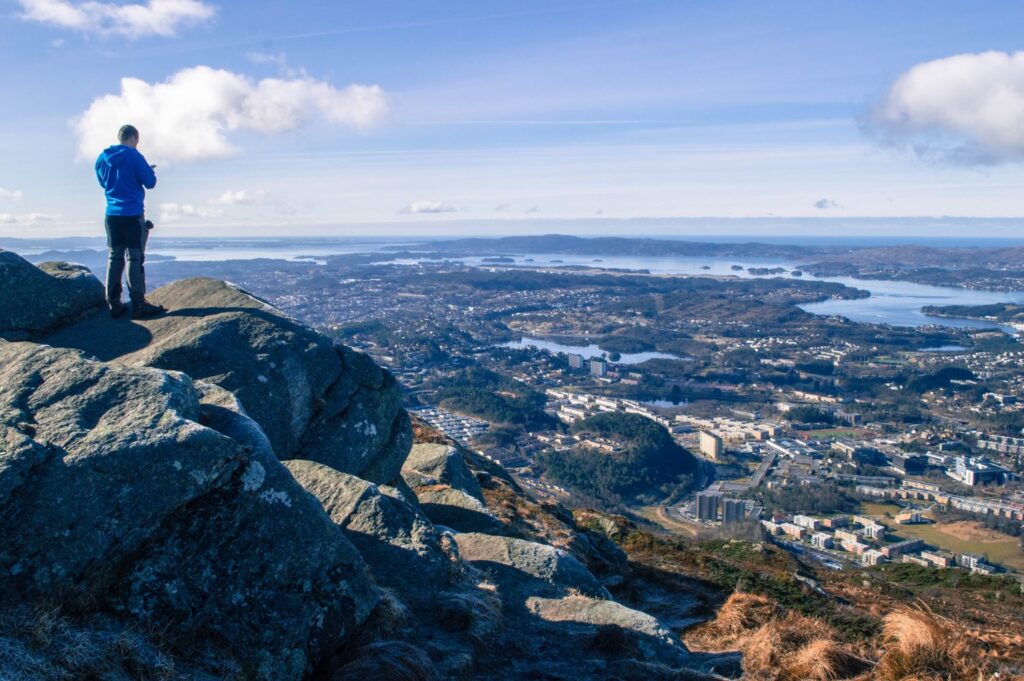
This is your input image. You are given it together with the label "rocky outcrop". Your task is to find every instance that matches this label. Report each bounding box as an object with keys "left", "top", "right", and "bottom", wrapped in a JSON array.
[
  {"left": 0, "top": 341, "right": 377, "bottom": 679},
  {"left": 402, "top": 443, "right": 503, "bottom": 532},
  {"left": 402, "top": 443, "right": 485, "bottom": 501},
  {"left": 284, "top": 460, "right": 454, "bottom": 605},
  {"left": 1, "top": 254, "right": 729, "bottom": 681},
  {"left": 0, "top": 250, "right": 103, "bottom": 340},
  {"left": 526, "top": 595, "right": 690, "bottom": 665},
  {"left": 454, "top": 532, "right": 609, "bottom": 601},
  {"left": 41, "top": 276, "right": 412, "bottom": 484}
]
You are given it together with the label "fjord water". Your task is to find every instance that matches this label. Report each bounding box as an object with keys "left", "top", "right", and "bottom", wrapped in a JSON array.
[{"left": 460, "top": 253, "right": 1024, "bottom": 332}]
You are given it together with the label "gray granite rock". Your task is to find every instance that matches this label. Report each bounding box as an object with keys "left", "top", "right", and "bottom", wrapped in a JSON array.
[
  {"left": 0, "top": 251, "right": 103, "bottom": 340},
  {"left": 40, "top": 276, "right": 412, "bottom": 483},
  {"left": 454, "top": 532, "right": 609, "bottom": 601},
  {"left": 526, "top": 595, "right": 691, "bottom": 665},
  {"left": 402, "top": 443, "right": 484, "bottom": 502},
  {"left": 0, "top": 341, "right": 377, "bottom": 680},
  {"left": 285, "top": 460, "right": 453, "bottom": 604}
]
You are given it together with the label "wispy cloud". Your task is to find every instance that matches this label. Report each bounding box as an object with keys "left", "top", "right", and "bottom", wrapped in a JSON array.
[
  {"left": 869, "top": 51, "right": 1024, "bottom": 164},
  {"left": 400, "top": 200, "right": 456, "bottom": 214},
  {"left": 158, "top": 202, "right": 222, "bottom": 222},
  {"left": 18, "top": 0, "right": 216, "bottom": 38},
  {"left": 246, "top": 50, "right": 287, "bottom": 66},
  {"left": 214, "top": 189, "right": 268, "bottom": 205},
  {"left": 0, "top": 187, "right": 23, "bottom": 201},
  {"left": 813, "top": 198, "right": 840, "bottom": 210},
  {"left": 0, "top": 212, "right": 55, "bottom": 226},
  {"left": 74, "top": 65, "right": 389, "bottom": 162}
]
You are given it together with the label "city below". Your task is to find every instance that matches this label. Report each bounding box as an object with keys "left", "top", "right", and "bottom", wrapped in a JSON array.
[{"left": 23, "top": 233, "right": 1021, "bottom": 580}]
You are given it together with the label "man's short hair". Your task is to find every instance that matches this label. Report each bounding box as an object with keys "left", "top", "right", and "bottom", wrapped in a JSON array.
[{"left": 118, "top": 124, "right": 139, "bottom": 143}]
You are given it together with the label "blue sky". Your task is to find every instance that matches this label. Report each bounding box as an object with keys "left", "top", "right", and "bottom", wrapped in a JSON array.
[{"left": 2, "top": 0, "right": 1024, "bottom": 237}]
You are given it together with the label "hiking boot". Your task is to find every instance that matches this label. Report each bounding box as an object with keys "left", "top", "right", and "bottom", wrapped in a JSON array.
[
  {"left": 109, "top": 300, "right": 127, "bottom": 319},
  {"left": 131, "top": 300, "right": 165, "bottom": 319}
]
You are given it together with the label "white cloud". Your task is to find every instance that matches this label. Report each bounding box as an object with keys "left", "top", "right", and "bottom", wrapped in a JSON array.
[
  {"left": 214, "top": 189, "right": 268, "bottom": 205},
  {"left": 525, "top": 206, "right": 540, "bottom": 214},
  {"left": 494, "top": 203, "right": 511, "bottom": 212},
  {"left": 0, "top": 212, "right": 55, "bottom": 226},
  {"left": 871, "top": 51, "right": 1024, "bottom": 163},
  {"left": 74, "top": 65, "right": 389, "bottom": 163},
  {"left": 400, "top": 200, "right": 456, "bottom": 214},
  {"left": 247, "top": 51, "right": 287, "bottom": 66},
  {"left": 813, "top": 198, "right": 840, "bottom": 210},
  {"left": 159, "top": 202, "right": 222, "bottom": 222},
  {"left": 18, "top": 0, "right": 215, "bottom": 38},
  {"left": 0, "top": 188, "right": 23, "bottom": 201}
]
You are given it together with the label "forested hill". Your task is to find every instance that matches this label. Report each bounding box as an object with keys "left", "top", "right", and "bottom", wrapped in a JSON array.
[{"left": 539, "top": 411, "right": 701, "bottom": 507}]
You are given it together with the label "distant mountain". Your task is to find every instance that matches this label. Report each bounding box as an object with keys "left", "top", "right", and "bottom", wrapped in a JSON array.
[{"left": 410, "top": 234, "right": 824, "bottom": 257}]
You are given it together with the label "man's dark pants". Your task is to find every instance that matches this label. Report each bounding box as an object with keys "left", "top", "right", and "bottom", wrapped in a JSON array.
[{"left": 104, "top": 215, "right": 148, "bottom": 306}]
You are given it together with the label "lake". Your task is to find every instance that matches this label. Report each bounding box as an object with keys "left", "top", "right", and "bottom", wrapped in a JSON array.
[{"left": 498, "top": 337, "right": 684, "bottom": 364}]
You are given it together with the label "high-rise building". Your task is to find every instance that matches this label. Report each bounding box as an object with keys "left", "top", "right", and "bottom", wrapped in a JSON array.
[
  {"left": 590, "top": 358, "right": 608, "bottom": 377},
  {"left": 722, "top": 498, "right": 746, "bottom": 523},
  {"left": 699, "top": 431, "right": 723, "bottom": 461},
  {"left": 696, "top": 492, "right": 721, "bottom": 521},
  {"left": 568, "top": 353, "right": 585, "bottom": 370}
]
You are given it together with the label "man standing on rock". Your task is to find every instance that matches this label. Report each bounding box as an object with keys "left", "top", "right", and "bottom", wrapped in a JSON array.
[{"left": 95, "top": 124, "right": 164, "bottom": 319}]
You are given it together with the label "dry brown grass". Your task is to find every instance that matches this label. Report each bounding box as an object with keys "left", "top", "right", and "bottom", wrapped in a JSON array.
[
  {"left": 687, "top": 593, "right": 1010, "bottom": 681},
  {"left": 685, "top": 592, "right": 870, "bottom": 681},
  {"left": 701, "top": 592, "right": 780, "bottom": 638},
  {"left": 874, "top": 605, "right": 996, "bottom": 681},
  {"left": 785, "top": 638, "right": 873, "bottom": 681}
]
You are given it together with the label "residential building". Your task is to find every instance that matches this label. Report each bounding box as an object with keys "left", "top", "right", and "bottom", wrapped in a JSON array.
[
  {"left": 699, "top": 431, "right": 724, "bottom": 461},
  {"left": 880, "top": 538, "right": 924, "bottom": 559},
  {"left": 864, "top": 522, "right": 888, "bottom": 540},
  {"left": 722, "top": 498, "right": 746, "bottom": 523},
  {"left": 949, "top": 456, "right": 1011, "bottom": 486},
  {"left": 793, "top": 514, "right": 822, "bottom": 531},
  {"left": 895, "top": 511, "right": 924, "bottom": 524},
  {"left": 958, "top": 552, "right": 987, "bottom": 570},
  {"left": 696, "top": 492, "right": 721, "bottom": 521},
  {"left": 834, "top": 529, "right": 860, "bottom": 544},
  {"left": 842, "top": 540, "right": 870, "bottom": 555},
  {"left": 862, "top": 549, "right": 887, "bottom": 566},
  {"left": 780, "top": 523, "right": 807, "bottom": 539},
  {"left": 810, "top": 532, "right": 834, "bottom": 549},
  {"left": 902, "top": 554, "right": 931, "bottom": 567},
  {"left": 920, "top": 550, "right": 955, "bottom": 568}
]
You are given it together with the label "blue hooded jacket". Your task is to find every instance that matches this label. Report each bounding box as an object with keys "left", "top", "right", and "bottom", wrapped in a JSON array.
[{"left": 95, "top": 145, "right": 156, "bottom": 216}]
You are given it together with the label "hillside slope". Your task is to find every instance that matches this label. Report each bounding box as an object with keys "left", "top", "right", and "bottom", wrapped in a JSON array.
[{"left": 0, "top": 249, "right": 732, "bottom": 681}]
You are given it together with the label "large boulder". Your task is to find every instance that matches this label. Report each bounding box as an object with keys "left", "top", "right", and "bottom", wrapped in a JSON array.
[
  {"left": 454, "top": 533, "right": 609, "bottom": 602},
  {"left": 40, "top": 277, "right": 412, "bottom": 483},
  {"left": 284, "top": 460, "right": 453, "bottom": 604},
  {"left": 402, "top": 443, "right": 484, "bottom": 501},
  {"left": 525, "top": 595, "right": 691, "bottom": 665},
  {"left": 402, "top": 443, "right": 503, "bottom": 532},
  {"left": 0, "top": 251, "right": 104, "bottom": 340},
  {"left": 0, "top": 341, "right": 377, "bottom": 680}
]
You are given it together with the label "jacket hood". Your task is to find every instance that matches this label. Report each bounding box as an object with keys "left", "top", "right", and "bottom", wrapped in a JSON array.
[{"left": 99, "top": 145, "right": 133, "bottom": 168}]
